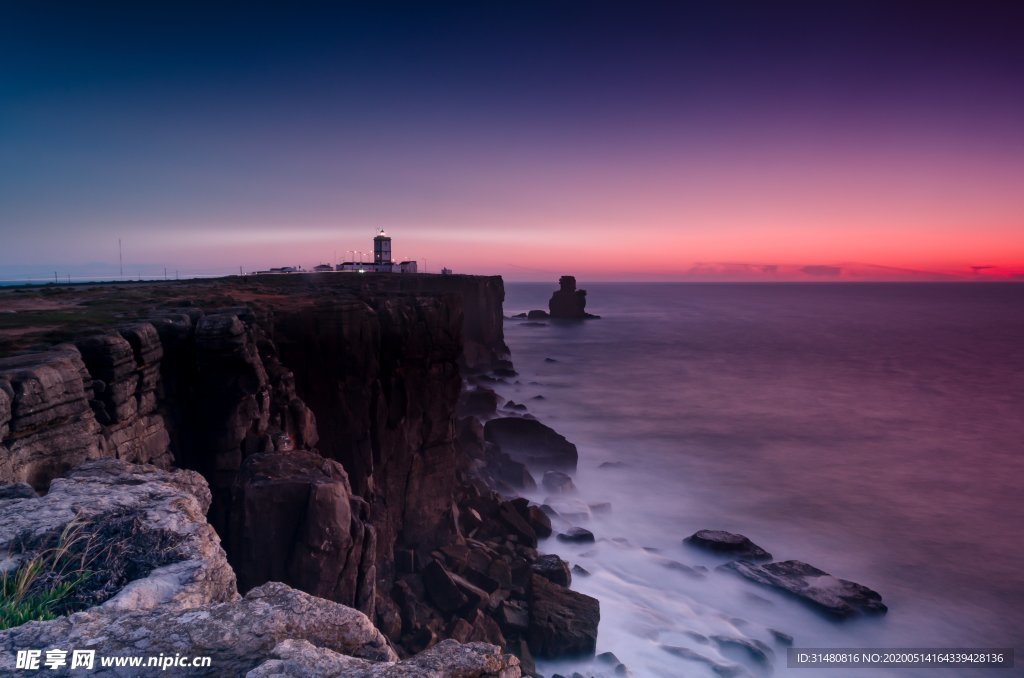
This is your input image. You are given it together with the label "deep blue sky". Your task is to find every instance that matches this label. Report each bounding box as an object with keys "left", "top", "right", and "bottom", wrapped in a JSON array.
[{"left": 2, "top": 2, "right": 1022, "bottom": 280}]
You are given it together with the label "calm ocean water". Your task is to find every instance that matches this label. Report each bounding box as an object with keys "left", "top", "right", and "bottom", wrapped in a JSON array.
[{"left": 497, "top": 283, "right": 1024, "bottom": 677}]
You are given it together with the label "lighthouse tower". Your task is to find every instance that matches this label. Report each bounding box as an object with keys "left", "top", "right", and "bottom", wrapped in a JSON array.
[{"left": 373, "top": 228, "right": 392, "bottom": 265}]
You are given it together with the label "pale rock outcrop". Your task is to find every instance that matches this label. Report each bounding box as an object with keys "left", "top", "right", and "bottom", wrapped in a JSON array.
[
  {"left": 0, "top": 459, "right": 236, "bottom": 612},
  {"left": 247, "top": 638, "right": 520, "bottom": 677},
  {"left": 0, "top": 583, "right": 397, "bottom": 677}
]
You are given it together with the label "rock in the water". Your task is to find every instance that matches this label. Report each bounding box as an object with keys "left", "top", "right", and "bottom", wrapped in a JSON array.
[
  {"left": 653, "top": 556, "right": 707, "bottom": 578},
  {"left": 542, "top": 497, "right": 591, "bottom": 523},
  {"left": 721, "top": 560, "right": 887, "bottom": 618},
  {"left": 526, "top": 310, "right": 550, "bottom": 320},
  {"left": 571, "top": 564, "right": 591, "bottom": 577},
  {"left": 0, "top": 582, "right": 397, "bottom": 676},
  {"left": 247, "top": 638, "right": 521, "bottom": 677},
  {"left": 710, "top": 635, "right": 774, "bottom": 665},
  {"left": 532, "top": 554, "right": 572, "bottom": 587},
  {"left": 548, "top": 276, "right": 597, "bottom": 320},
  {"left": 660, "top": 645, "right": 742, "bottom": 676},
  {"left": 484, "top": 418, "right": 578, "bottom": 471},
  {"left": 542, "top": 470, "right": 576, "bottom": 494},
  {"left": 684, "top": 530, "right": 772, "bottom": 561},
  {"left": 557, "top": 527, "right": 595, "bottom": 544},
  {"left": 527, "top": 575, "right": 600, "bottom": 659}
]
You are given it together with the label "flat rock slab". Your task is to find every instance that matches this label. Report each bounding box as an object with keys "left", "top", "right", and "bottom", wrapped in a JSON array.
[
  {"left": 247, "top": 638, "right": 521, "bottom": 677},
  {"left": 0, "top": 582, "right": 398, "bottom": 676},
  {"left": 528, "top": 575, "right": 600, "bottom": 659},
  {"left": 721, "top": 559, "right": 887, "bottom": 619},
  {"left": 684, "top": 530, "right": 772, "bottom": 561}
]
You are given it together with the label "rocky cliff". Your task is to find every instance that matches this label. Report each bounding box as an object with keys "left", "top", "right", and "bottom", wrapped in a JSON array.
[{"left": 0, "top": 273, "right": 595, "bottom": 674}]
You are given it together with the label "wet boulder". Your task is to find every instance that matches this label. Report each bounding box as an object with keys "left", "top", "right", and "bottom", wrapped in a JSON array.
[
  {"left": 531, "top": 554, "right": 572, "bottom": 587},
  {"left": 557, "top": 527, "right": 595, "bottom": 544},
  {"left": 684, "top": 530, "right": 772, "bottom": 561}
]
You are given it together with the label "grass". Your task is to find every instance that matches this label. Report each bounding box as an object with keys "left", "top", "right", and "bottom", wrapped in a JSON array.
[
  {"left": 0, "top": 522, "right": 93, "bottom": 629},
  {"left": 0, "top": 510, "right": 186, "bottom": 630}
]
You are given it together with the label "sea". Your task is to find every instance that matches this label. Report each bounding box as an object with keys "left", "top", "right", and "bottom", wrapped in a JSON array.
[{"left": 496, "top": 283, "right": 1024, "bottom": 678}]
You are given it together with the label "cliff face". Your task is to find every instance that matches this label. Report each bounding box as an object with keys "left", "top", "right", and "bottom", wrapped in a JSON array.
[
  {"left": 0, "top": 274, "right": 594, "bottom": 671},
  {"left": 0, "top": 276, "right": 508, "bottom": 631}
]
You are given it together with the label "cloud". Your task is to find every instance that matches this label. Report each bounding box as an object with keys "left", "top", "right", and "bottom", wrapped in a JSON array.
[{"left": 800, "top": 265, "right": 842, "bottom": 276}]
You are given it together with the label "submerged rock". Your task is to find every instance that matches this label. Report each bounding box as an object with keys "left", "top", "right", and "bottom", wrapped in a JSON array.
[
  {"left": 652, "top": 556, "right": 707, "bottom": 578},
  {"left": 721, "top": 559, "right": 887, "bottom": 618},
  {"left": 660, "top": 645, "right": 743, "bottom": 677},
  {"left": 557, "top": 527, "right": 595, "bottom": 544},
  {"left": 684, "top": 530, "right": 772, "bottom": 561},
  {"left": 542, "top": 470, "right": 576, "bottom": 494},
  {"left": 544, "top": 498, "right": 591, "bottom": 523},
  {"left": 710, "top": 635, "right": 774, "bottom": 665}
]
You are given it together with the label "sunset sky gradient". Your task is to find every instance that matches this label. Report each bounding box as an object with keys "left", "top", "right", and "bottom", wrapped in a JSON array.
[{"left": 1, "top": 1, "right": 1022, "bottom": 281}]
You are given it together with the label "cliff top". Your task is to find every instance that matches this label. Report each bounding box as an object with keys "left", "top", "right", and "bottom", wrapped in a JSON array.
[{"left": 0, "top": 273, "right": 502, "bottom": 358}]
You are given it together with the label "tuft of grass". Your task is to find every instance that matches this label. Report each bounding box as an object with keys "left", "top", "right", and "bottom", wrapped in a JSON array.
[
  {"left": 0, "top": 510, "right": 185, "bottom": 630},
  {"left": 0, "top": 521, "right": 94, "bottom": 630}
]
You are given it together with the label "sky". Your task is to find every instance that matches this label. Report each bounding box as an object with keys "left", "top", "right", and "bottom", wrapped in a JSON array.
[{"left": 1, "top": 1, "right": 1022, "bottom": 281}]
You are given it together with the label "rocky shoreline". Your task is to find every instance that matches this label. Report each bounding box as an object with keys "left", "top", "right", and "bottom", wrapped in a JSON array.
[{"left": 0, "top": 274, "right": 600, "bottom": 676}]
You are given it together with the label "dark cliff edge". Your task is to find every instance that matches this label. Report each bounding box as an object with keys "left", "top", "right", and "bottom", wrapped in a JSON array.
[{"left": 0, "top": 273, "right": 596, "bottom": 675}]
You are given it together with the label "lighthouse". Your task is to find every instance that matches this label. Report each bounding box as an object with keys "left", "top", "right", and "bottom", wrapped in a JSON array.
[
  {"left": 373, "top": 228, "right": 392, "bottom": 265},
  {"left": 336, "top": 228, "right": 417, "bottom": 273}
]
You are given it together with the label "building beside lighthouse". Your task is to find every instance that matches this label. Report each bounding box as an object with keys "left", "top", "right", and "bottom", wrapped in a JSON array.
[{"left": 337, "top": 229, "right": 418, "bottom": 273}]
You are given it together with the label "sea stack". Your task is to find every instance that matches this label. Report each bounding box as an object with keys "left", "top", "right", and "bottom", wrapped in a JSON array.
[{"left": 548, "top": 276, "right": 598, "bottom": 319}]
